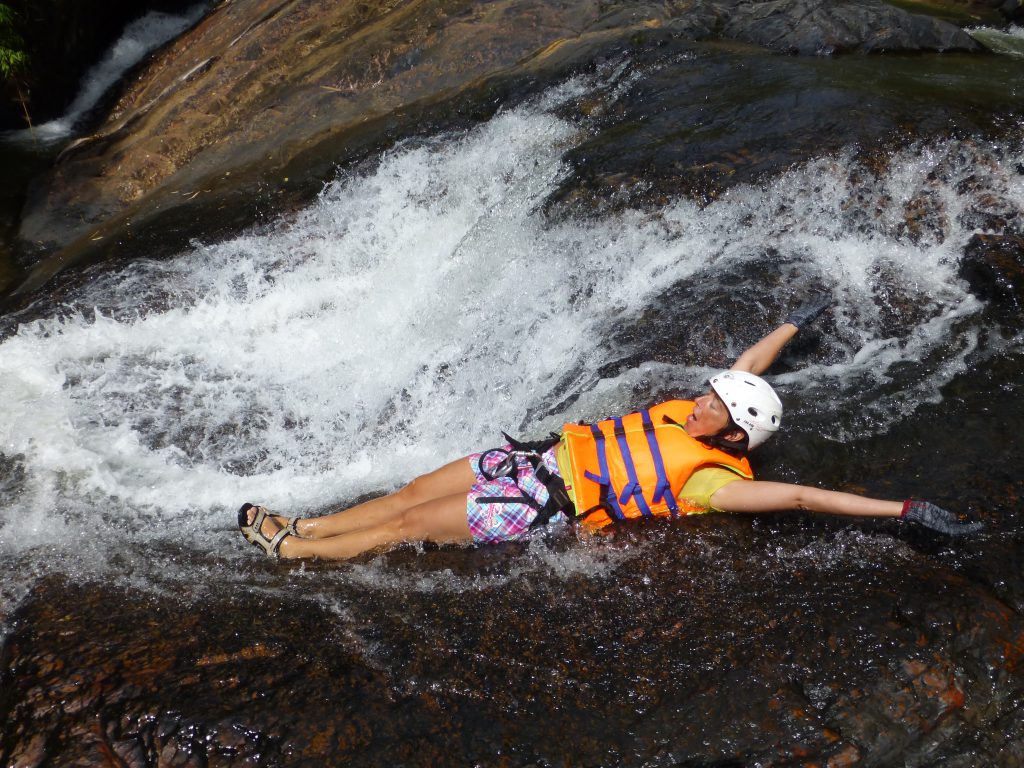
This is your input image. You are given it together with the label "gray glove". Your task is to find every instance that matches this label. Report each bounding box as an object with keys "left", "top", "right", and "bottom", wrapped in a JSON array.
[
  {"left": 785, "top": 291, "right": 832, "bottom": 329},
  {"left": 901, "top": 500, "right": 983, "bottom": 536}
]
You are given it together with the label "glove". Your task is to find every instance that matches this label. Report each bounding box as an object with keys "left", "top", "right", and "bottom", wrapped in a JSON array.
[
  {"left": 900, "top": 500, "right": 983, "bottom": 536},
  {"left": 784, "top": 290, "right": 832, "bottom": 330}
]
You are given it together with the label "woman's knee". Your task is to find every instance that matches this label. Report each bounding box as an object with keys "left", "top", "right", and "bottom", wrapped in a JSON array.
[
  {"left": 388, "top": 495, "right": 471, "bottom": 543},
  {"left": 382, "top": 504, "right": 429, "bottom": 541},
  {"left": 394, "top": 459, "right": 474, "bottom": 508},
  {"left": 394, "top": 475, "right": 431, "bottom": 508}
]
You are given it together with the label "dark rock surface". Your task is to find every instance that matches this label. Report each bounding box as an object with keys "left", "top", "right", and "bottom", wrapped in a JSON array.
[
  {"left": 721, "top": 0, "right": 979, "bottom": 55},
  {"left": 959, "top": 233, "right": 1024, "bottom": 314},
  {"left": 3, "top": 526, "right": 1024, "bottom": 766},
  {"left": 8, "top": 0, "right": 985, "bottom": 303}
]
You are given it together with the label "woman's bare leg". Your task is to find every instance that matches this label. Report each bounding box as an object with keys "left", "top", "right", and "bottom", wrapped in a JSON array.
[
  {"left": 250, "top": 492, "right": 473, "bottom": 560},
  {"left": 275, "top": 456, "right": 477, "bottom": 539}
]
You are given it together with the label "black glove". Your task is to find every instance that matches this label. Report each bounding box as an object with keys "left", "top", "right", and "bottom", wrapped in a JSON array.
[
  {"left": 784, "top": 291, "right": 832, "bottom": 330},
  {"left": 900, "top": 500, "right": 983, "bottom": 536}
]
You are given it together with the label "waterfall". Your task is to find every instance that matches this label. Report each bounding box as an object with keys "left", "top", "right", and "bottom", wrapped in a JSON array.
[
  {"left": 1, "top": 4, "right": 209, "bottom": 144},
  {"left": 969, "top": 24, "right": 1024, "bottom": 57}
]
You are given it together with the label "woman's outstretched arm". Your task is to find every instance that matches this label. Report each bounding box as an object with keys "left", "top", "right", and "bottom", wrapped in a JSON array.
[
  {"left": 731, "top": 324, "right": 799, "bottom": 375},
  {"left": 730, "top": 291, "right": 831, "bottom": 375},
  {"left": 710, "top": 479, "right": 983, "bottom": 535},
  {"left": 711, "top": 479, "right": 901, "bottom": 517}
]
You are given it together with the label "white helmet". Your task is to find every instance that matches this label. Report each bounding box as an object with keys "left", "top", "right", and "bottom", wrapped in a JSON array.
[{"left": 708, "top": 370, "right": 783, "bottom": 450}]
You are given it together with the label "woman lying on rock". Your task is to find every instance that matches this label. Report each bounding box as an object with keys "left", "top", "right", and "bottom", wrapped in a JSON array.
[{"left": 238, "top": 295, "right": 982, "bottom": 560}]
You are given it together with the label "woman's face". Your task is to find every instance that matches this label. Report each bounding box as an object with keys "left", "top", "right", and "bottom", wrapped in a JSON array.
[{"left": 685, "top": 391, "right": 735, "bottom": 438}]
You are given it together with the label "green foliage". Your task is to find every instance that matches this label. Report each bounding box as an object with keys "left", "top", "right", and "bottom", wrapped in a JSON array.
[{"left": 0, "top": 3, "right": 27, "bottom": 82}]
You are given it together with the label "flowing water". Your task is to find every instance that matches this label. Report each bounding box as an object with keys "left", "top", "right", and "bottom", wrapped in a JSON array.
[
  {"left": 2, "top": 66, "right": 1022, "bottom": 610},
  {"left": 970, "top": 24, "right": 1024, "bottom": 57},
  {"left": 1, "top": 4, "right": 210, "bottom": 146}
]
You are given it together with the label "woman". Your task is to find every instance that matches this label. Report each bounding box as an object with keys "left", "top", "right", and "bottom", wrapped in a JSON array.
[{"left": 238, "top": 296, "right": 982, "bottom": 560}]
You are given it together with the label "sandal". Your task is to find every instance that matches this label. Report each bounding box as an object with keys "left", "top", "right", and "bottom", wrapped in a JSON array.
[
  {"left": 238, "top": 503, "right": 293, "bottom": 557},
  {"left": 280, "top": 515, "right": 303, "bottom": 537}
]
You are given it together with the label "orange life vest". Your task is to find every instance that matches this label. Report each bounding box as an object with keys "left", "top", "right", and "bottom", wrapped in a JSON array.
[{"left": 561, "top": 400, "right": 753, "bottom": 528}]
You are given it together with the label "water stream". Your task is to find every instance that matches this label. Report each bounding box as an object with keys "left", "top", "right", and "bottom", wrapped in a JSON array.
[
  {"left": 970, "top": 23, "right": 1024, "bottom": 57},
  {"left": 1, "top": 4, "right": 209, "bottom": 146},
  {"left": 1, "top": 69, "right": 1021, "bottom": 623}
]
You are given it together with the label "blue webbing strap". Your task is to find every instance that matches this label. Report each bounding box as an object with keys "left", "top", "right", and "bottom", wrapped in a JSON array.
[
  {"left": 583, "top": 423, "right": 625, "bottom": 521},
  {"left": 641, "top": 410, "right": 680, "bottom": 518},
  {"left": 613, "top": 417, "right": 653, "bottom": 517}
]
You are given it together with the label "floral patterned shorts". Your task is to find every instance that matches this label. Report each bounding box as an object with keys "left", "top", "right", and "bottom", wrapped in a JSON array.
[{"left": 465, "top": 444, "right": 561, "bottom": 544}]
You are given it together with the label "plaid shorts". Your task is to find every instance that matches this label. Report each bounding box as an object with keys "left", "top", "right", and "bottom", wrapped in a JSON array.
[{"left": 466, "top": 444, "right": 562, "bottom": 544}]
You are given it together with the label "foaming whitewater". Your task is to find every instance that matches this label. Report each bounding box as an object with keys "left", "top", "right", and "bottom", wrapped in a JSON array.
[
  {"left": 969, "top": 24, "right": 1024, "bottom": 57},
  {"left": 0, "top": 77, "right": 1021, "bottom": 616},
  {"left": 2, "top": 4, "right": 208, "bottom": 144}
]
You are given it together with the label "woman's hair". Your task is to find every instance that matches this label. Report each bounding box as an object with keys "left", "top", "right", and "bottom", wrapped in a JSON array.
[{"left": 696, "top": 418, "right": 750, "bottom": 457}]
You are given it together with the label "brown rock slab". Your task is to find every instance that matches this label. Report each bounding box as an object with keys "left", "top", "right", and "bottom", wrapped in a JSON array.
[{"left": 3, "top": 529, "right": 1024, "bottom": 765}]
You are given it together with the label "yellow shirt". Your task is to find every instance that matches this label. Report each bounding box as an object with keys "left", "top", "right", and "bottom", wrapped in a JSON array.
[{"left": 677, "top": 466, "right": 746, "bottom": 513}]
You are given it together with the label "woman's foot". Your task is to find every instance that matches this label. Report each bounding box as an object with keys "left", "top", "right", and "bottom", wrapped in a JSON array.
[
  {"left": 270, "top": 513, "right": 306, "bottom": 538},
  {"left": 237, "top": 503, "right": 293, "bottom": 557}
]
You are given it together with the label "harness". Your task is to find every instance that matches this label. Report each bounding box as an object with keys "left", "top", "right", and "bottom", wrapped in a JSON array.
[{"left": 476, "top": 432, "right": 574, "bottom": 530}]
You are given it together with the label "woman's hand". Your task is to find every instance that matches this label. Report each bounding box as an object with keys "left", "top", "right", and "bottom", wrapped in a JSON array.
[
  {"left": 730, "top": 292, "right": 832, "bottom": 374},
  {"left": 900, "top": 500, "right": 984, "bottom": 535},
  {"left": 784, "top": 290, "right": 832, "bottom": 330}
]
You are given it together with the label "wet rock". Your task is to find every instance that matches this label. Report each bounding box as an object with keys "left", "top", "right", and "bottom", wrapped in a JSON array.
[
  {"left": 958, "top": 232, "right": 1024, "bottom": 313},
  {"left": 3, "top": 533, "right": 1024, "bottom": 766},
  {"left": 0, "top": 576, "right": 399, "bottom": 766},
  {"left": 721, "top": 0, "right": 981, "bottom": 55}
]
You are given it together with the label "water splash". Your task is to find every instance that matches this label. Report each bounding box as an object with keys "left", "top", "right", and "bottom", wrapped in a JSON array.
[
  {"left": 969, "top": 24, "right": 1024, "bottom": 58},
  {"left": 0, "top": 76, "right": 1020, "bottom": 615}
]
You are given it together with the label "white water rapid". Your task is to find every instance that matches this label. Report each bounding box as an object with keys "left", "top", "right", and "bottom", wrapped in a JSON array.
[
  {"left": 970, "top": 24, "right": 1024, "bottom": 57},
  {"left": 1, "top": 75, "right": 1021, "bottom": 618}
]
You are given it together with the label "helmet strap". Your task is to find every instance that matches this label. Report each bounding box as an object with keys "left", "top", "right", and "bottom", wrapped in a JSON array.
[{"left": 697, "top": 422, "right": 749, "bottom": 457}]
